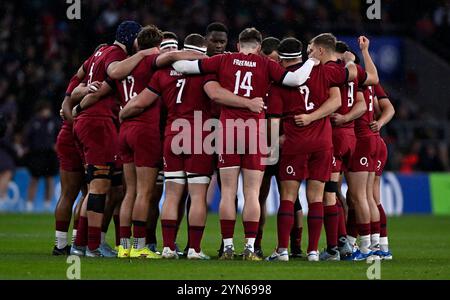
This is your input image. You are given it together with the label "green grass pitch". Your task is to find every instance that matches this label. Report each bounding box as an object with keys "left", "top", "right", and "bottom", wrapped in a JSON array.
[{"left": 0, "top": 213, "right": 449, "bottom": 280}]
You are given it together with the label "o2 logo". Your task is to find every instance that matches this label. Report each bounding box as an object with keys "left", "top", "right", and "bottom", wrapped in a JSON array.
[
  {"left": 286, "top": 165, "right": 296, "bottom": 176},
  {"left": 360, "top": 157, "right": 368, "bottom": 167}
]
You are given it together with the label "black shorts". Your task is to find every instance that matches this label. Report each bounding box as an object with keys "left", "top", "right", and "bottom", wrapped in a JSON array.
[{"left": 25, "top": 149, "right": 59, "bottom": 178}]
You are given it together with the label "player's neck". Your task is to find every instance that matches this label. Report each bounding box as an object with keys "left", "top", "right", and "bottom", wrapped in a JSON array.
[
  {"left": 320, "top": 53, "right": 338, "bottom": 64},
  {"left": 239, "top": 48, "right": 258, "bottom": 55},
  {"left": 113, "top": 41, "right": 127, "bottom": 53}
]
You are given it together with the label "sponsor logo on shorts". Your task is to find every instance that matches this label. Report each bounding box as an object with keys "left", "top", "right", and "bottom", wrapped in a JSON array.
[
  {"left": 286, "top": 165, "right": 296, "bottom": 176},
  {"left": 360, "top": 157, "right": 368, "bottom": 167},
  {"left": 377, "top": 160, "right": 382, "bottom": 171}
]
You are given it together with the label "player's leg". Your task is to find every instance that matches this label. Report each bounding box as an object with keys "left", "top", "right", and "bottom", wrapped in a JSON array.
[
  {"left": 146, "top": 171, "right": 163, "bottom": 252},
  {"left": 160, "top": 172, "right": 186, "bottom": 259},
  {"left": 367, "top": 171, "right": 381, "bottom": 258},
  {"left": 255, "top": 168, "right": 272, "bottom": 257},
  {"left": 266, "top": 179, "right": 298, "bottom": 262},
  {"left": 109, "top": 168, "right": 124, "bottom": 250},
  {"left": 129, "top": 166, "right": 160, "bottom": 258},
  {"left": 290, "top": 197, "right": 304, "bottom": 258},
  {"left": 241, "top": 167, "right": 264, "bottom": 260},
  {"left": 322, "top": 172, "right": 340, "bottom": 260},
  {"left": 374, "top": 175, "right": 391, "bottom": 259},
  {"left": 305, "top": 179, "right": 325, "bottom": 261},
  {"left": 118, "top": 163, "right": 136, "bottom": 258},
  {"left": 336, "top": 173, "right": 351, "bottom": 256},
  {"left": 186, "top": 173, "right": 210, "bottom": 259},
  {"left": 346, "top": 171, "right": 371, "bottom": 259},
  {"left": 53, "top": 170, "right": 83, "bottom": 255},
  {"left": 218, "top": 166, "right": 240, "bottom": 260},
  {"left": 71, "top": 184, "right": 86, "bottom": 246}
]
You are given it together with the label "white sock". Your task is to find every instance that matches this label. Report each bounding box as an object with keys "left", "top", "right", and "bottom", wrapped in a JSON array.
[
  {"left": 223, "top": 238, "right": 234, "bottom": 248},
  {"left": 380, "top": 237, "right": 389, "bottom": 252},
  {"left": 371, "top": 233, "right": 380, "bottom": 248},
  {"left": 245, "top": 238, "right": 255, "bottom": 252},
  {"left": 277, "top": 247, "right": 288, "bottom": 253},
  {"left": 120, "top": 238, "right": 130, "bottom": 249},
  {"left": 360, "top": 235, "right": 371, "bottom": 254},
  {"left": 71, "top": 229, "right": 77, "bottom": 244},
  {"left": 347, "top": 235, "right": 357, "bottom": 247},
  {"left": 101, "top": 232, "right": 106, "bottom": 244},
  {"left": 134, "top": 237, "right": 146, "bottom": 250},
  {"left": 55, "top": 231, "right": 68, "bottom": 249}
]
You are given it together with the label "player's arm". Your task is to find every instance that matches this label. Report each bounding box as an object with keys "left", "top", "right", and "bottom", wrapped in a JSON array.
[
  {"left": 294, "top": 87, "right": 341, "bottom": 127},
  {"left": 281, "top": 58, "right": 318, "bottom": 87},
  {"left": 331, "top": 91, "right": 367, "bottom": 126},
  {"left": 358, "top": 36, "right": 379, "bottom": 85},
  {"left": 370, "top": 97, "right": 395, "bottom": 132},
  {"left": 155, "top": 51, "right": 208, "bottom": 68},
  {"left": 172, "top": 60, "right": 202, "bottom": 74},
  {"left": 343, "top": 51, "right": 357, "bottom": 81},
  {"left": 107, "top": 47, "right": 159, "bottom": 80},
  {"left": 72, "top": 81, "right": 113, "bottom": 117},
  {"left": 119, "top": 88, "right": 159, "bottom": 121},
  {"left": 204, "top": 81, "right": 264, "bottom": 113}
]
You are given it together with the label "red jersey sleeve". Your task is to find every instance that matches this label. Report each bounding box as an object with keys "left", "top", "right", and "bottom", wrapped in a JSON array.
[
  {"left": 325, "top": 65, "right": 348, "bottom": 87},
  {"left": 266, "top": 84, "right": 284, "bottom": 118},
  {"left": 147, "top": 70, "right": 162, "bottom": 96},
  {"left": 104, "top": 47, "right": 127, "bottom": 72},
  {"left": 203, "top": 74, "right": 218, "bottom": 85},
  {"left": 198, "top": 54, "right": 224, "bottom": 74},
  {"left": 65, "top": 75, "right": 81, "bottom": 96},
  {"left": 374, "top": 83, "right": 388, "bottom": 100},
  {"left": 356, "top": 64, "right": 368, "bottom": 88},
  {"left": 145, "top": 54, "right": 160, "bottom": 71},
  {"left": 267, "top": 59, "right": 288, "bottom": 84}
]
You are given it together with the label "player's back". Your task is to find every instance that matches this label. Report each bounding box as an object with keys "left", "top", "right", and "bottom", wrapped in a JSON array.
[
  {"left": 355, "top": 85, "right": 376, "bottom": 138},
  {"left": 326, "top": 60, "right": 357, "bottom": 129},
  {"left": 200, "top": 52, "right": 287, "bottom": 122},
  {"left": 116, "top": 54, "right": 161, "bottom": 125},
  {"left": 149, "top": 67, "right": 212, "bottom": 136},
  {"left": 78, "top": 44, "right": 127, "bottom": 119},
  {"left": 268, "top": 64, "right": 332, "bottom": 153}
]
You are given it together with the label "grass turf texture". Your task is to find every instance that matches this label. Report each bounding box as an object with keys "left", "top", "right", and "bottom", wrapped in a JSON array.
[{"left": 0, "top": 213, "right": 449, "bottom": 279}]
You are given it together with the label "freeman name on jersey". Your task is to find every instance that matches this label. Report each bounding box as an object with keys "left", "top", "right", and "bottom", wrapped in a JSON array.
[{"left": 233, "top": 59, "right": 257, "bottom": 68}]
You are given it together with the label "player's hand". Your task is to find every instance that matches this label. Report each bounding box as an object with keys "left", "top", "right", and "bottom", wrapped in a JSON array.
[
  {"left": 294, "top": 114, "right": 313, "bottom": 127},
  {"left": 358, "top": 36, "right": 370, "bottom": 51},
  {"left": 246, "top": 97, "right": 264, "bottom": 113},
  {"left": 140, "top": 47, "right": 160, "bottom": 57},
  {"left": 88, "top": 81, "right": 101, "bottom": 93},
  {"left": 343, "top": 51, "right": 355, "bottom": 63},
  {"left": 369, "top": 120, "right": 382, "bottom": 132},
  {"left": 330, "top": 113, "right": 348, "bottom": 126}
]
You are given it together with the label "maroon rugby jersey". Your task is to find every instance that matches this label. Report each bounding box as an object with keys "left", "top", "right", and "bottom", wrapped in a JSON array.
[
  {"left": 115, "top": 54, "right": 161, "bottom": 125},
  {"left": 373, "top": 83, "right": 388, "bottom": 100},
  {"left": 148, "top": 67, "right": 216, "bottom": 137},
  {"left": 267, "top": 63, "right": 347, "bottom": 154},
  {"left": 78, "top": 44, "right": 127, "bottom": 119},
  {"left": 198, "top": 52, "right": 288, "bottom": 123},
  {"left": 326, "top": 60, "right": 368, "bottom": 129},
  {"left": 355, "top": 85, "right": 377, "bottom": 138}
]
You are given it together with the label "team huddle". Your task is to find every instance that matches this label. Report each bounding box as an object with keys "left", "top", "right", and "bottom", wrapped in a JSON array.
[{"left": 52, "top": 20, "right": 395, "bottom": 262}]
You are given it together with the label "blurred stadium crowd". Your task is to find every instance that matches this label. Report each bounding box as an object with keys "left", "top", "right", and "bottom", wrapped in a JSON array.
[{"left": 1, "top": 0, "right": 450, "bottom": 181}]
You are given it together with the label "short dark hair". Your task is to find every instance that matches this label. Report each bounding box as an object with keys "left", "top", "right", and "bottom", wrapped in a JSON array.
[
  {"left": 184, "top": 33, "right": 207, "bottom": 48},
  {"left": 163, "top": 31, "right": 178, "bottom": 41},
  {"left": 335, "top": 41, "right": 350, "bottom": 54},
  {"left": 278, "top": 38, "right": 303, "bottom": 59},
  {"left": 238, "top": 27, "right": 262, "bottom": 44},
  {"left": 137, "top": 25, "right": 163, "bottom": 50},
  {"left": 261, "top": 37, "right": 280, "bottom": 55},
  {"left": 206, "top": 22, "right": 228, "bottom": 35},
  {"left": 310, "top": 33, "right": 337, "bottom": 52}
]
